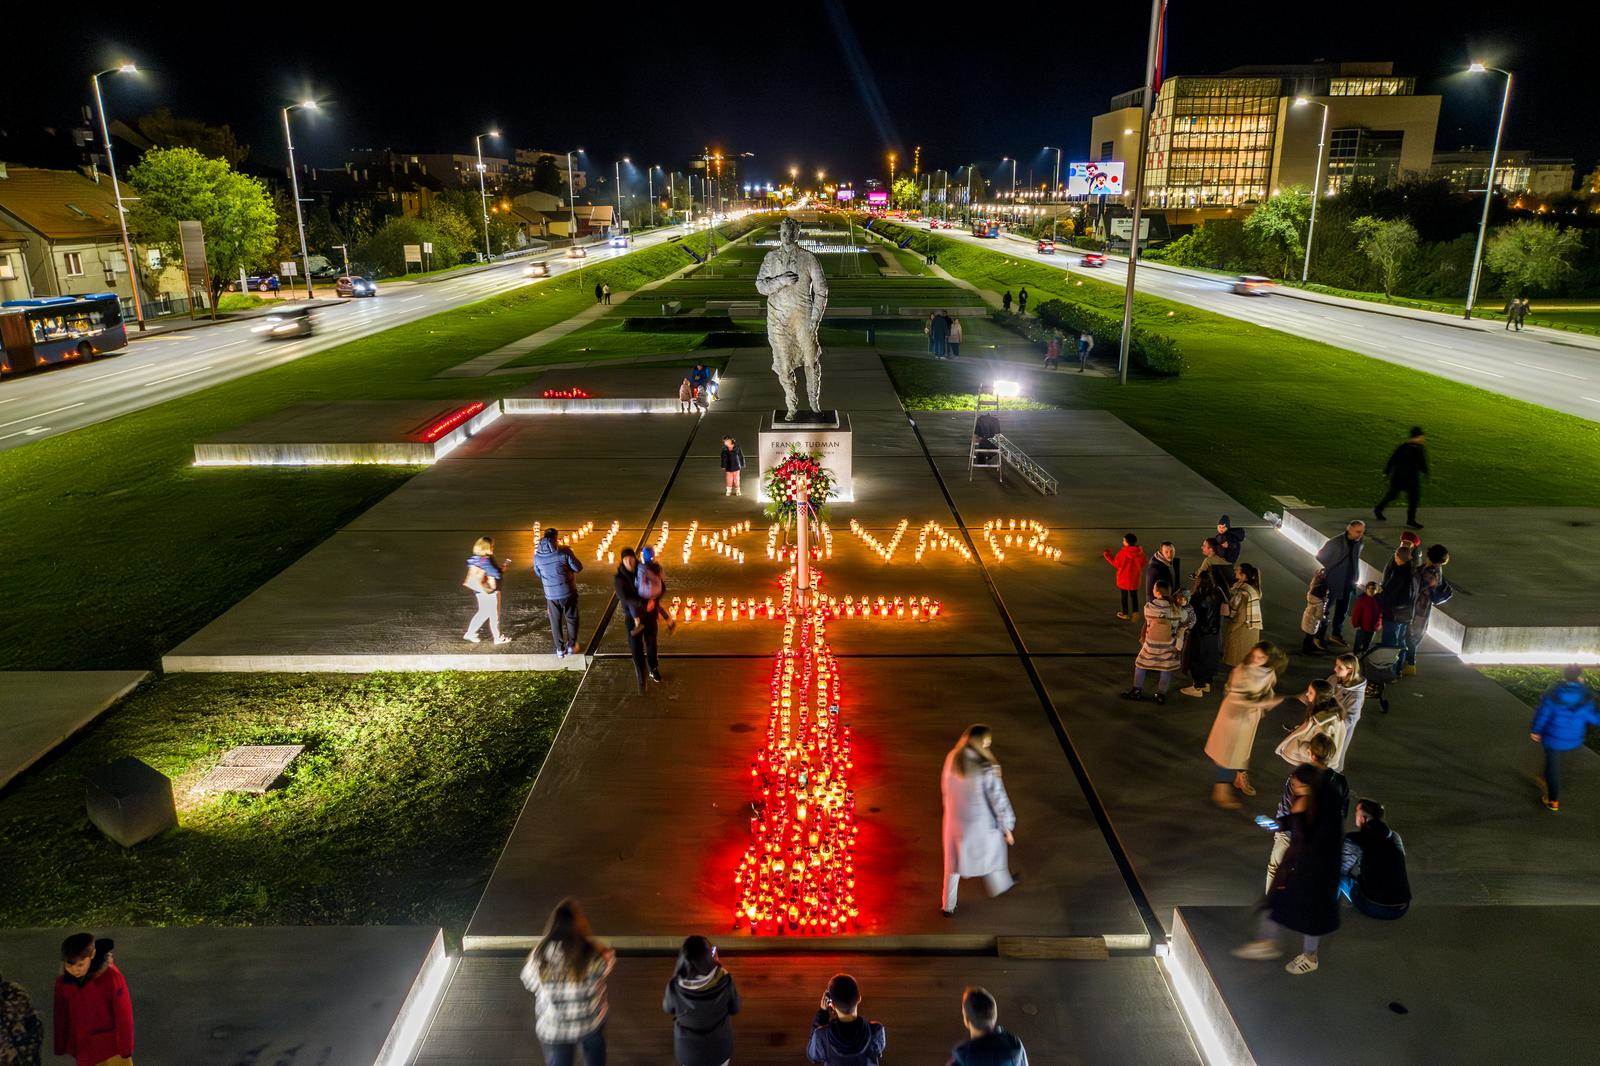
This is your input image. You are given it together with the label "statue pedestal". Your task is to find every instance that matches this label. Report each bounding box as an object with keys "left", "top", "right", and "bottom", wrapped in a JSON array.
[{"left": 759, "top": 410, "right": 853, "bottom": 502}]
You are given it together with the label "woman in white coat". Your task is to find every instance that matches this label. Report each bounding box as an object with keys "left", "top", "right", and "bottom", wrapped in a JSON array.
[{"left": 941, "top": 724, "right": 1017, "bottom": 917}]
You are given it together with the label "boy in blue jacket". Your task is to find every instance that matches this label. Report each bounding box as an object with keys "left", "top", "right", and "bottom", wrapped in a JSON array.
[{"left": 1531, "top": 666, "right": 1600, "bottom": 812}]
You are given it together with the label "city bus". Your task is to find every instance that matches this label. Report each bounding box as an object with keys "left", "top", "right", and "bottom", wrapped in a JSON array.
[
  {"left": 0, "top": 294, "right": 128, "bottom": 377},
  {"left": 971, "top": 220, "right": 1000, "bottom": 238}
]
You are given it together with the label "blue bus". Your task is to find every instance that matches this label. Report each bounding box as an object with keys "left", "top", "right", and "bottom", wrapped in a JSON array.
[{"left": 0, "top": 293, "right": 129, "bottom": 376}]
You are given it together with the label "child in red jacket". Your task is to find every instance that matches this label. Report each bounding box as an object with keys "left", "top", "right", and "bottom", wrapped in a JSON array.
[
  {"left": 54, "top": 934, "right": 133, "bottom": 1066},
  {"left": 1102, "top": 533, "right": 1148, "bottom": 619},
  {"left": 1349, "top": 580, "right": 1383, "bottom": 657}
]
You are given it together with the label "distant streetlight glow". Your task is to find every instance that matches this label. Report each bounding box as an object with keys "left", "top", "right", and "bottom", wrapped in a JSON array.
[{"left": 474, "top": 129, "right": 500, "bottom": 262}]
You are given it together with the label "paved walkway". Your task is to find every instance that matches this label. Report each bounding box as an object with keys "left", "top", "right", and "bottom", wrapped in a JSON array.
[
  {"left": 0, "top": 671, "right": 147, "bottom": 789},
  {"left": 434, "top": 291, "right": 639, "bottom": 378}
]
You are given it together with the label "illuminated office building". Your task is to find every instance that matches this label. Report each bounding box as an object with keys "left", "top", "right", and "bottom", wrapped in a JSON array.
[{"left": 1088, "top": 62, "right": 1440, "bottom": 221}]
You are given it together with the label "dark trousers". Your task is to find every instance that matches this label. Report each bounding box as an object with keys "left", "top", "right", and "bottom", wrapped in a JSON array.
[
  {"left": 1545, "top": 747, "right": 1564, "bottom": 802},
  {"left": 1316, "top": 591, "right": 1353, "bottom": 640},
  {"left": 1352, "top": 629, "right": 1376, "bottom": 657},
  {"left": 547, "top": 596, "right": 579, "bottom": 652},
  {"left": 1120, "top": 588, "right": 1140, "bottom": 614},
  {"left": 626, "top": 613, "right": 660, "bottom": 687},
  {"left": 1376, "top": 479, "right": 1420, "bottom": 524},
  {"left": 1382, "top": 620, "right": 1414, "bottom": 668},
  {"left": 541, "top": 1026, "right": 606, "bottom": 1066}
]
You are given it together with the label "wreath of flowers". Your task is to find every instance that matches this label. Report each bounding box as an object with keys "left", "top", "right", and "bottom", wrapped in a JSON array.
[{"left": 763, "top": 449, "right": 836, "bottom": 523}]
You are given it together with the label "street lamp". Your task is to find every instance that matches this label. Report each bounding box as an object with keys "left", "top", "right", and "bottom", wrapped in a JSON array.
[
  {"left": 648, "top": 165, "right": 659, "bottom": 228},
  {"left": 614, "top": 157, "right": 629, "bottom": 235},
  {"left": 1043, "top": 146, "right": 1063, "bottom": 242},
  {"left": 1293, "top": 98, "right": 1330, "bottom": 283},
  {"left": 566, "top": 149, "right": 582, "bottom": 239},
  {"left": 474, "top": 129, "right": 499, "bottom": 262},
  {"left": 1464, "top": 62, "right": 1512, "bottom": 320},
  {"left": 281, "top": 99, "right": 318, "bottom": 299},
  {"left": 90, "top": 62, "right": 146, "bottom": 330}
]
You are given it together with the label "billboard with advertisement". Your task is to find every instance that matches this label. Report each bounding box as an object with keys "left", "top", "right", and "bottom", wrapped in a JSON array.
[
  {"left": 1067, "top": 161, "right": 1125, "bottom": 197},
  {"left": 1109, "top": 217, "right": 1150, "bottom": 240},
  {"left": 865, "top": 189, "right": 889, "bottom": 206},
  {"left": 835, "top": 188, "right": 856, "bottom": 202}
]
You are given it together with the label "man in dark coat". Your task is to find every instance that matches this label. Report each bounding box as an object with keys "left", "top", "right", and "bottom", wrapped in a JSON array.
[
  {"left": 613, "top": 549, "right": 661, "bottom": 692},
  {"left": 1143, "top": 542, "right": 1180, "bottom": 600},
  {"left": 1341, "top": 798, "right": 1410, "bottom": 919},
  {"left": 947, "top": 986, "right": 1029, "bottom": 1066},
  {"left": 1313, "top": 520, "right": 1366, "bottom": 648},
  {"left": 1375, "top": 427, "right": 1428, "bottom": 529},
  {"left": 1215, "top": 516, "right": 1246, "bottom": 564},
  {"left": 1380, "top": 545, "right": 1419, "bottom": 669}
]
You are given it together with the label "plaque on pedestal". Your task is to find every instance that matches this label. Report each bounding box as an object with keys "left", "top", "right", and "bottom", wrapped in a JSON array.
[{"left": 759, "top": 411, "right": 853, "bottom": 501}]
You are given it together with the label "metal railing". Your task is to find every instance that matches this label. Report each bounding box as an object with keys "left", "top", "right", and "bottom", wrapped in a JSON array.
[{"left": 995, "top": 434, "right": 1059, "bottom": 495}]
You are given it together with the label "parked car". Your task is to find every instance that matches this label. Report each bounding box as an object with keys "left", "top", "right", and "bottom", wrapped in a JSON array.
[
  {"left": 1080, "top": 252, "right": 1107, "bottom": 268},
  {"left": 253, "top": 306, "right": 314, "bottom": 339},
  {"left": 226, "top": 274, "right": 280, "bottom": 292},
  {"left": 309, "top": 264, "right": 342, "bottom": 281},
  {"left": 523, "top": 261, "right": 551, "bottom": 278},
  {"left": 1232, "top": 275, "right": 1274, "bottom": 296},
  {"left": 335, "top": 275, "right": 377, "bottom": 298},
  {"left": 1036, "top": 238, "right": 1056, "bottom": 255}
]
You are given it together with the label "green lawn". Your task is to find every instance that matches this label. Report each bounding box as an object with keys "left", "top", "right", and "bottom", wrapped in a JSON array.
[
  {"left": 0, "top": 218, "right": 758, "bottom": 670},
  {"left": 0, "top": 671, "right": 578, "bottom": 928},
  {"left": 880, "top": 226, "right": 1600, "bottom": 517}
]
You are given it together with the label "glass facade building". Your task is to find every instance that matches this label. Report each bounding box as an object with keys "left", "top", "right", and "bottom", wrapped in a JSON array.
[
  {"left": 1143, "top": 77, "right": 1281, "bottom": 208},
  {"left": 1325, "top": 128, "right": 1406, "bottom": 193}
]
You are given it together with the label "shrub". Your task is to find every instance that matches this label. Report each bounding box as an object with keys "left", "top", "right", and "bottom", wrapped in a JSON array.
[{"left": 1033, "top": 298, "right": 1186, "bottom": 376}]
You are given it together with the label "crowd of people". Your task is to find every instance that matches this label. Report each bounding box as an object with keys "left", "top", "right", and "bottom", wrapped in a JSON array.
[
  {"left": 924, "top": 310, "right": 964, "bottom": 359},
  {"left": 515, "top": 898, "right": 1027, "bottom": 1065}
]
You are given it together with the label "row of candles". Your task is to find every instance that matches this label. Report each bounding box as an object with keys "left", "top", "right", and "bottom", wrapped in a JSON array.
[
  {"left": 668, "top": 592, "right": 944, "bottom": 623},
  {"left": 735, "top": 569, "right": 860, "bottom": 935}
]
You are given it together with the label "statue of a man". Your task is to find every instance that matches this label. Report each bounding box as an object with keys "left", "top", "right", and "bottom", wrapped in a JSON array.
[{"left": 756, "top": 216, "right": 829, "bottom": 418}]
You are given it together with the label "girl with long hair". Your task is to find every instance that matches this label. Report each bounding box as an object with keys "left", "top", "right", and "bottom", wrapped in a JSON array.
[{"left": 520, "top": 898, "right": 615, "bottom": 1065}]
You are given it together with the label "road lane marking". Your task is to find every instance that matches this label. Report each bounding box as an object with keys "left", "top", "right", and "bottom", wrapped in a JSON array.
[
  {"left": 140, "top": 365, "right": 214, "bottom": 387},
  {"left": 84, "top": 363, "right": 156, "bottom": 382},
  {"left": 1435, "top": 359, "right": 1503, "bottom": 379},
  {"left": 1514, "top": 361, "right": 1589, "bottom": 382},
  {"left": 0, "top": 426, "right": 53, "bottom": 441},
  {"left": 0, "top": 402, "right": 84, "bottom": 429}
]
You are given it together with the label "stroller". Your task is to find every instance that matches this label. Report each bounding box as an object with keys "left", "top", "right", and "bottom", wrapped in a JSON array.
[{"left": 1361, "top": 643, "right": 1406, "bottom": 713}]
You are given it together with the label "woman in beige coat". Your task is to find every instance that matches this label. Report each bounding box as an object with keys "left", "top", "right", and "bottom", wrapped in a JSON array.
[
  {"left": 1221, "top": 563, "right": 1264, "bottom": 666},
  {"left": 1204, "top": 641, "right": 1288, "bottom": 809}
]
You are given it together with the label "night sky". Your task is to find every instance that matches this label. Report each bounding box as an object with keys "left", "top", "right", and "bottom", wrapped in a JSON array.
[{"left": 6, "top": 1, "right": 1593, "bottom": 188}]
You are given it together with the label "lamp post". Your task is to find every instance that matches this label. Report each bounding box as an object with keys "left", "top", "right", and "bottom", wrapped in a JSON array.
[
  {"left": 566, "top": 149, "right": 582, "bottom": 240},
  {"left": 1117, "top": 0, "right": 1165, "bottom": 385},
  {"left": 648, "top": 165, "right": 658, "bottom": 228},
  {"left": 91, "top": 63, "right": 146, "bottom": 330},
  {"left": 1464, "top": 62, "right": 1512, "bottom": 320},
  {"left": 614, "top": 157, "right": 628, "bottom": 235},
  {"left": 474, "top": 130, "right": 499, "bottom": 262},
  {"left": 1292, "top": 98, "right": 1329, "bottom": 283},
  {"left": 966, "top": 165, "right": 976, "bottom": 224},
  {"left": 1044, "top": 146, "right": 1063, "bottom": 242},
  {"left": 281, "top": 100, "right": 318, "bottom": 300}
]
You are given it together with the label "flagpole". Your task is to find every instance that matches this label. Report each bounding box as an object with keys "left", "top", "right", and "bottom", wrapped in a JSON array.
[{"left": 1117, "top": 0, "right": 1165, "bottom": 386}]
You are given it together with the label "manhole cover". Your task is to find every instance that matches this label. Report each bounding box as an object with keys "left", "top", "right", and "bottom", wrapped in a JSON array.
[{"left": 194, "top": 744, "right": 303, "bottom": 795}]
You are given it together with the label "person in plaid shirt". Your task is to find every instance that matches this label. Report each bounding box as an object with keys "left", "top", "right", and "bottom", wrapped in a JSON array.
[{"left": 521, "top": 899, "right": 615, "bottom": 1065}]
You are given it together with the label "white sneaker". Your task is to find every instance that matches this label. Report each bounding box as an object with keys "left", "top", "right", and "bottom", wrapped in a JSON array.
[
  {"left": 492, "top": 635, "right": 511, "bottom": 645},
  {"left": 568, "top": 643, "right": 580, "bottom": 656},
  {"left": 1179, "top": 685, "right": 1205, "bottom": 698},
  {"left": 463, "top": 632, "right": 481, "bottom": 643},
  {"left": 735, "top": 487, "right": 741, "bottom": 496},
  {"left": 1285, "top": 953, "right": 1319, "bottom": 975},
  {"left": 725, "top": 487, "right": 731, "bottom": 496}
]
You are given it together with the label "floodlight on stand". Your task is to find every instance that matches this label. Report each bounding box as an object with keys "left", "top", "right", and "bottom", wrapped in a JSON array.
[{"left": 993, "top": 379, "right": 1022, "bottom": 399}]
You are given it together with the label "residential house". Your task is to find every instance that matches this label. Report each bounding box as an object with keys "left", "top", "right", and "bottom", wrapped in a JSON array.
[{"left": 0, "top": 162, "right": 160, "bottom": 305}]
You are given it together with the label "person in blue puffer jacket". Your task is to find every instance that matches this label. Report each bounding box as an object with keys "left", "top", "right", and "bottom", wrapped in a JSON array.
[
  {"left": 1530, "top": 666, "right": 1600, "bottom": 812},
  {"left": 533, "top": 527, "right": 583, "bottom": 658}
]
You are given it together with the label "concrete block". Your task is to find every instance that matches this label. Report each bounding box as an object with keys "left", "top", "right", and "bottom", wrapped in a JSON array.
[{"left": 85, "top": 757, "right": 177, "bottom": 847}]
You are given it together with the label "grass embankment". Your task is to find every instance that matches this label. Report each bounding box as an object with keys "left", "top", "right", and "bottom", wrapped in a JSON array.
[
  {"left": 0, "top": 672, "right": 577, "bottom": 927},
  {"left": 883, "top": 230, "right": 1600, "bottom": 516},
  {"left": 0, "top": 219, "right": 758, "bottom": 670},
  {"left": 1479, "top": 667, "right": 1600, "bottom": 755}
]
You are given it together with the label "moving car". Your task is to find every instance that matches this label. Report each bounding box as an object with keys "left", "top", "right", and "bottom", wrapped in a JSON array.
[
  {"left": 565, "top": 246, "right": 588, "bottom": 260},
  {"left": 1036, "top": 238, "right": 1055, "bottom": 255},
  {"left": 253, "top": 306, "right": 314, "bottom": 339},
  {"left": 1080, "top": 252, "right": 1107, "bottom": 268},
  {"left": 1232, "top": 275, "right": 1274, "bottom": 296},
  {"left": 608, "top": 233, "right": 632, "bottom": 248},
  {"left": 225, "top": 274, "right": 280, "bottom": 292},
  {"left": 335, "top": 275, "right": 377, "bottom": 298},
  {"left": 523, "top": 261, "right": 551, "bottom": 278}
]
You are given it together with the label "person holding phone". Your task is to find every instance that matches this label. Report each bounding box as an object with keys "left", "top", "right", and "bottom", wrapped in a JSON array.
[{"left": 806, "top": 974, "right": 885, "bottom": 1065}]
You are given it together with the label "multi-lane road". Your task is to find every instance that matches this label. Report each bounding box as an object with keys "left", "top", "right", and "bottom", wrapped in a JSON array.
[
  {"left": 935, "top": 225, "right": 1600, "bottom": 423},
  {"left": 0, "top": 226, "right": 687, "bottom": 454}
]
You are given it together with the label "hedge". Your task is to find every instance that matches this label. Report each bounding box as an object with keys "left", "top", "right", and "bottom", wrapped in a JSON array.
[{"left": 1033, "top": 298, "right": 1186, "bottom": 376}]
